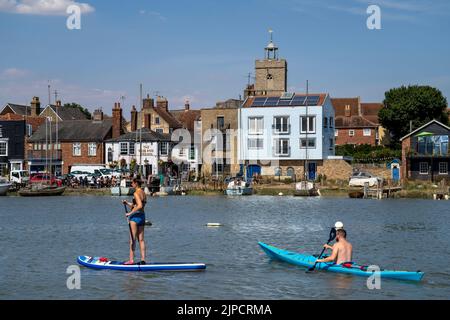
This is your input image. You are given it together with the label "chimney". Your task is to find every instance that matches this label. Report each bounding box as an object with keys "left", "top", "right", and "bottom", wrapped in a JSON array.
[
  {"left": 156, "top": 96, "right": 169, "bottom": 112},
  {"left": 131, "top": 105, "right": 138, "bottom": 132},
  {"left": 93, "top": 108, "right": 104, "bottom": 122},
  {"left": 112, "top": 102, "right": 123, "bottom": 139},
  {"left": 185, "top": 100, "right": 190, "bottom": 111},
  {"left": 143, "top": 94, "right": 154, "bottom": 110},
  {"left": 144, "top": 114, "right": 151, "bottom": 130},
  {"left": 31, "top": 96, "right": 41, "bottom": 117},
  {"left": 357, "top": 96, "right": 362, "bottom": 116},
  {"left": 56, "top": 100, "right": 62, "bottom": 107}
]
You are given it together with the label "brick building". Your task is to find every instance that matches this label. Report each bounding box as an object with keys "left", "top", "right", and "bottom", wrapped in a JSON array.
[
  {"left": 27, "top": 104, "right": 125, "bottom": 175},
  {"left": 332, "top": 97, "right": 385, "bottom": 146}
]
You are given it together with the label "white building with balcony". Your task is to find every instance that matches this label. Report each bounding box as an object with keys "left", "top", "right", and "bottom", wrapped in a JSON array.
[{"left": 238, "top": 93, "right": 336, "bottom": 180}]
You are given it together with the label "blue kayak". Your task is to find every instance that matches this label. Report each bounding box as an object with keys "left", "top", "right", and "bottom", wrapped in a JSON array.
[
  {"left": 77, "top": 256, "right": 206, "bottom": 272},
  {"left": 259, "top": 242, "right": 424, "bottom": 282}
]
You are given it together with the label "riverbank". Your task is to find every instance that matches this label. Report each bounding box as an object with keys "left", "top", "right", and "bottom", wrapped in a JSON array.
[{"left": 4, "top": 181, "right": 448, "bottom": 199}]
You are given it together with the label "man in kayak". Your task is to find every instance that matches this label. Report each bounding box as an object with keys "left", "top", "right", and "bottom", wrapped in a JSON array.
[{"left": 316, "top": 229, "right": 352, "bottom": 265}]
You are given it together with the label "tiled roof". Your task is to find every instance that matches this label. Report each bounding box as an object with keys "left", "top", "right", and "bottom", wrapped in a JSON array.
[
  {"left": 331, "top": 98, "right": 360, "bottom": 117},
  {"left": 0, "top": 114, "right": 46, "bottom": 133},
  {"left": 154, "top": 107, "right": 182, "bottom": 129},
  {"left": 3, "top": 103, "right": 31, "bottom": 116},
  {"left": 171, "top": 109, "right": 201, "bottom": 132},
  {"left": 361, "top": 103, "right": 383, "bottom": 124},
  {"left": 45, "top": 105, "right": 88, "bottom": 121},
  {"left": 335, "top": 116, "right": 378, "bottom": 128},
  {"left": 106, "top": 128, "right": 171, "bottom": 143},
  {"left": 29, "top": 119, "right": 112, "bottom": 142}
]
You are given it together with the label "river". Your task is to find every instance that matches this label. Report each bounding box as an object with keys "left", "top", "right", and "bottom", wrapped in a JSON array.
[{"left": 0, "top": 195, "right": 449, "bottom": 300}]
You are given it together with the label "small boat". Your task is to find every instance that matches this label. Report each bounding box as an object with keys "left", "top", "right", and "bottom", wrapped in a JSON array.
[
  {"left": 111, "top": 187, "right": 135, "bottom": 196},
  {"left": 77, "top": 256, "right": 206, "bottom": 272},
  {"left": 225, "top": 179, "right": 253, "bottom": 196},
  {"left": 349, "top": 191, "right": 364, "bottom": 199},
  {"left": 18, "top": 185, "right": 66, "bottom": 197},
  {"left": 0, "top": 179, "right": 12, "bottom": 196},
  {"left": 294, "top": 181, "right": 320, "bottom": 197},
  {"left": 259, "top": 242, "right": 424, "bottom": 282}
]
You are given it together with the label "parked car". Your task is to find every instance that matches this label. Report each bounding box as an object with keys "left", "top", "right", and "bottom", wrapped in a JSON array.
[
  {"left": 349, "top": 172, "right": 382, "bottom": 187},
  {"left": 30, "top": 173, "right": 62, "bottom": 186}
]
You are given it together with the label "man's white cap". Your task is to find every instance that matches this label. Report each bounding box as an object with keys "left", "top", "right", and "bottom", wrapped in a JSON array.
[{"left": 335, "top": 221, "right": 344, "bottom": 230}]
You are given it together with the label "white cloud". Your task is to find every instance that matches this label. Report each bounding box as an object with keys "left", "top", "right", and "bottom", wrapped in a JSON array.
[
  {"left": 0, "top": 67, "right": 30, "bottom": 79},
  {"left": 0, "top": 0, "right": 95, "bottom": 16}
]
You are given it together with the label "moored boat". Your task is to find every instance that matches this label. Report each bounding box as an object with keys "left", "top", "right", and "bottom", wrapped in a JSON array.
[
  {"left": 18, "top": 185, "right": 66, "bottom": 197},
  {"left": 225, "top": 179, "right": 253, "bottom": 196},
  {"left": 111, "top": 186, "right": 135, "bottom": 196},
  {"left": 0, "top": 179, "right": 12, "bottom": 196},
  {"left": 294, "top": 181, "right": 320, "bottom": 197}
]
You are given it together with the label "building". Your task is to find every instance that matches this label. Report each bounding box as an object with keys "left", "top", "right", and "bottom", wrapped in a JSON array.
[
  {"left": 332, "top": 98, "right": 385, "bottom": 146},
  {"left": 239, "top": 93, "right": 336, "bottom": 180},
  {"left": 27, "top": 104, "right": 123, "bottom": 175},
  {"left": 200, "top": 104, "right": 240, "bottom": 178},
  {"left": 0, "top": 120, "right": 26, "bottom": 174},
  {"left": 400, "top": 119, "right": 449, "bottom": 181},
  {"left": 244, "top": 31, "right": 287, "bottom": 98},
  {"left": 171, "top": 101, "right": 202, "bottom": 178},
  {"left": 1, "top": 97, "right": 88, "bottom": 122},
  {"left": 131, "top": 95, "right": 182, "bottom": 135},
  {"left": 105, "top": 128, "right": 172, "bottom": 178}
]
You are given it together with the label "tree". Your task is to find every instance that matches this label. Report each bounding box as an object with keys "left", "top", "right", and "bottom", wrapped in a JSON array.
[
  {"left": 379, "top": 85, "right": 448, "bottom": 143},
  {"left": 63, "top": 103, "right": 92, "bottom": 120}
]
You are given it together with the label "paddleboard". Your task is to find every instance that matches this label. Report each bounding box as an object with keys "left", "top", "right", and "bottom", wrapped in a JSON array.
[{"left": 77, "top": 256, "right": 206, "bottom": 272}]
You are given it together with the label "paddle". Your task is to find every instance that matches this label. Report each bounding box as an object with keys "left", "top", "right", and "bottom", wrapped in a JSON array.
[
  {"left": 307, "top": 227, "right": 337, "bottom": 272},
  {"left": 123, "top": 203, "right": 135, "bottom": 248}
]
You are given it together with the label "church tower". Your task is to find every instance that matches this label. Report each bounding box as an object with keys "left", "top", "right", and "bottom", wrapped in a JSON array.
[{"left": 253, "top": 30, "right": 288, "bottom": 96}]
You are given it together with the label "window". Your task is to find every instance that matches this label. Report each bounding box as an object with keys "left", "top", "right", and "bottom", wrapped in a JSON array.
[
  {"left": 274, "top": 167, "right": 282, "bottom": 177},
  {"left": 120, "top": 142, "right": 128, "bottom": 155},
  {"left": 155, "top": 117, "right": 160, "bottom": 125},
  {"left": 274, "top": 116, "right": 290, "bottom": 134},
  {"left": 335, "top": 129, "right": 339, "bottom": 137},
  {"left": 248, "top": 138, "right": 264, "bottom": 150},
  {"left": 349, "top": 130, "right": 355, "bottom": 137},
  {"left": 439, "top": 162, "right": 448, "bottom": 175},
  {"left": 179, "top": 148, "right": 185, "bottom": 156},
  {"left": 156, "top": 128, "right": 164, "bottom": 134},
  {"left": 26, "top": 124, "right": 33, "bottom": 137},
  {"left": 329, "top": 117, "right": 334, "bottom": 128},
  {"left": 189, "top": 145, "right": 195, "bottom": 160},
  {"left": 300, "top": 138, "right": 316, "bottom": 149},
  {"left": 300, "top": 116, "right": 316, "bottom": 133},
  {"left": 0, "top": 141, "right": 7, "bottom": 156},
  {"left": 274, "top": 139, "right": 290, "bottom": 156},
  {"left": 324, "top": 117, "right": 328, "bottom": 128},
  {"left": 419, "top": 162, "right": 429, "bottom": 175},
  {"left": 129, "top": 143, "right": 135, "bottom": 155},
  {"left": 88, "top": 143, "right": 97, "bottom": 156},
  {"left": 330, "top": 138, "right": 334, "bottom": 149},
  {"left": 363, "top": 129, "right": 372, "bottom": 136},
  {"left": 160, "top": 142, "right": 168, "bottom": 156},
  {"left": 73, "top": 143, "right": 81, "bottom": 156},
  {"left": 217, "top": 116, "right": 225, "bottom": 129},
  {"left": 287, "top": 167, "right": 295, "bottom": 178},
  {"left": 249, "top": 117, "right": 264, "bottom": 135}
]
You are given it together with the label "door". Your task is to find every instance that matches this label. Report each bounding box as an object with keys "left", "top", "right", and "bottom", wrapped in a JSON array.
[
  {"left": 392, "top": 166, "right": 400, "bottom": 182},
  {"left": 308, "top": 162, "right": 317, "bottom": 181},
  {"left": 247, "top": 165, "right": 261, "bottom": 180}
]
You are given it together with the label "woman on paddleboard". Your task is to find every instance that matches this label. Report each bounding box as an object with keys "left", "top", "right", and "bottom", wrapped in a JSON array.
[{"left": 122, "top": 178, "right": 147, "bottom": 265}]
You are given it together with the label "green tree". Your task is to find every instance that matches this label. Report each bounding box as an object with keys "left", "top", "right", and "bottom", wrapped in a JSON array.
[
  {"left": 379, "top": 85, "right": 448, "bottom": 143},
  {"left": 63, "top": 103, "right": 92, "bottom": 120}
]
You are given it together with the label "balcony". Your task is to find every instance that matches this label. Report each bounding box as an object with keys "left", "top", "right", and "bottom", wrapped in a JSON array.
[{"left": 27, "top": 150, "right": 62, "bottom": 161}]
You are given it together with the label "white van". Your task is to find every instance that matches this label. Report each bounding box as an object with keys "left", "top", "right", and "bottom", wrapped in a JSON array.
[
  {"left": 70, "top": 165, "right": 106, "bottom": 176},
  {"left": 10, "top": 170, "right": 30, "bottom": 184}
]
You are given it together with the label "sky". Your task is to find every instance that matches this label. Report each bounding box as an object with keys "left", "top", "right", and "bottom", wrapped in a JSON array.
[{"left": 1, "top": 0, "right": 450, "bottom": 117}]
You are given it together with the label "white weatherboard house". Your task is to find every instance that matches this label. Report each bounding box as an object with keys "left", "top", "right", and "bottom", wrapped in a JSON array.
[
  {"left": 105, "top": 128, "right": 172, "bottom": 177},
  {"left": 238, "top": 93, "right": 336, "bottom": 180}
]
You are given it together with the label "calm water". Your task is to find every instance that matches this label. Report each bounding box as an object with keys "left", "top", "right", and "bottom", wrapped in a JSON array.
[{"left": 0, "top": 195, "right": 449, "bottom": 300}]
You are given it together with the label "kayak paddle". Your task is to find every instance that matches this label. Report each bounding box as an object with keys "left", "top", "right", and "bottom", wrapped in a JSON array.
[{"left": 307, "top": 227, "right": 337, "bottom": 272}]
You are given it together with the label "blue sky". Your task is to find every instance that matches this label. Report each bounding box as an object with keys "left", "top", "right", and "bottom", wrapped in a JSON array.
[{"left": 1, "top": 0, "right": 449, "bottom": 117}]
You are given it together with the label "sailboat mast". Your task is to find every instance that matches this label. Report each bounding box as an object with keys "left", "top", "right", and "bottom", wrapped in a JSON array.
[
  {"left": 139, "top": 84, "right": 143, "bottom": 177},
  {"left": 305, "top": 80, "right": 309, "bottom": 181}
]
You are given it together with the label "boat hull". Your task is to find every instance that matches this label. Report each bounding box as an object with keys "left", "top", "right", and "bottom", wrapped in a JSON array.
[
  {"left": 18, "top": 186, "right": 66, "bottom": 197},
  {"left": 225, "top": 187, "right": 253, "bottom": 196},
  {"left": 0, "top": 183, "right": 12, "bottom": 196},
  {"left": 258, "top": 242, "right": 424, "bottom": 282},
  {"left": 111, "top": 187, "right": 135, "bottom": 196}
]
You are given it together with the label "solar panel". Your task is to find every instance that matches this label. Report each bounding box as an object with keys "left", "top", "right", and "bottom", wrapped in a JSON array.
[
  {"left": 305, "top": 96, "right": 320, "bottom": 105},
  {"left": 291, "top": 96, "right": 306, "bottom": 106},
  {"left": 265, "top": 97, "right": 279, "bottom": 106},
  {"left": 277, "top": 99, "right": 292, "bottom": 106},
  {"left": 251, "top": 97, "right": 267, "bottom": 107},
  {"left": 280, "top": 92, "right": 295, "bottom": 100}
]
